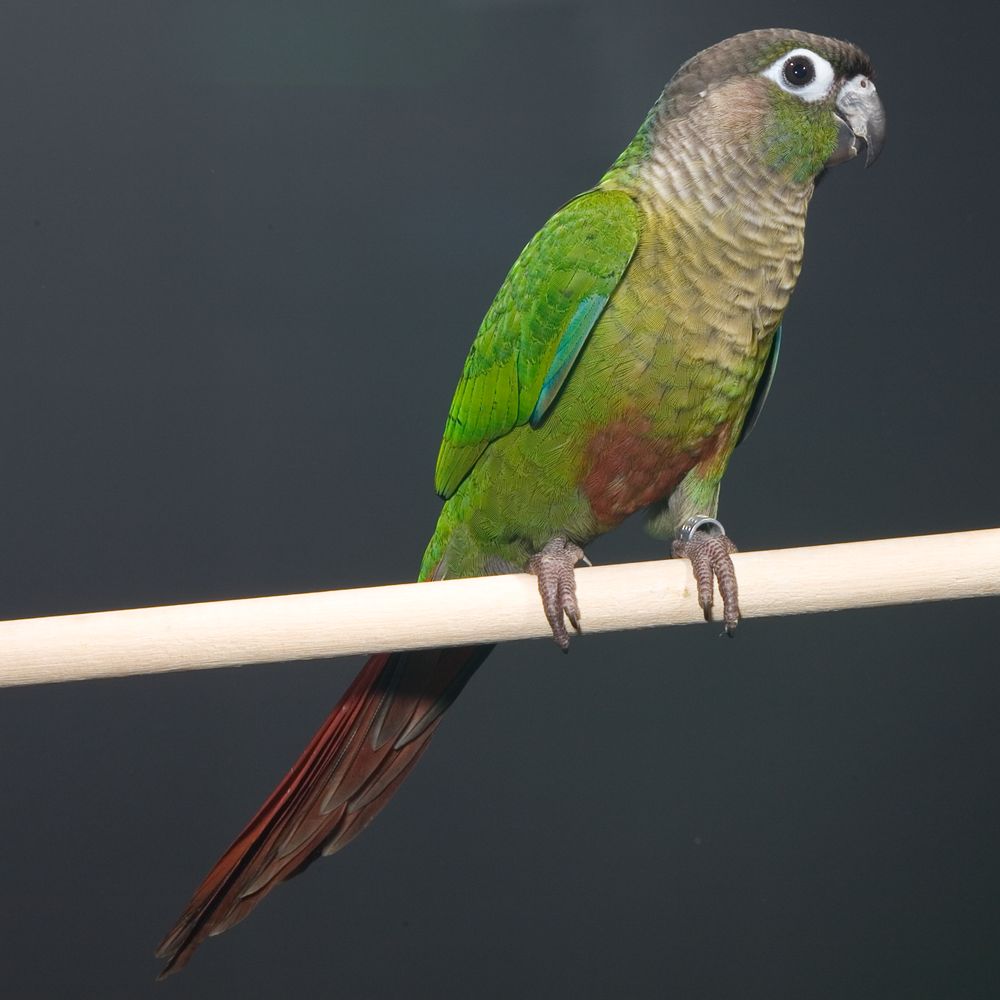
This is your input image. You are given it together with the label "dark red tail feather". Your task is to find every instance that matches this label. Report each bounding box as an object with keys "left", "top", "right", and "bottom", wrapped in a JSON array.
[{"left": 156, "top": 643, "right": 493, "bottom": 978}]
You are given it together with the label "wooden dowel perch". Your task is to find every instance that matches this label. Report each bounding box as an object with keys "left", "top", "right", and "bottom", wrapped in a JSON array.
[{"left": 1, "top": 529, "right": 998, "bottom": 689}]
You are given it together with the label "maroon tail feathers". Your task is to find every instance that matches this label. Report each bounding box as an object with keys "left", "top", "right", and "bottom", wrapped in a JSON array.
[{"left": 155, "top": 643, "right": 493, "bottom": 978}]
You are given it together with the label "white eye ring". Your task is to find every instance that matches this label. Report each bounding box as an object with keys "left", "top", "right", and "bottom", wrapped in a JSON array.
[{"left": 761, "top": 48, "right": 836, "bottom": 103}]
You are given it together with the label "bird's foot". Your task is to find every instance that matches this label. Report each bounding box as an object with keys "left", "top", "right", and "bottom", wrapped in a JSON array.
[
  {"left": 672, "top": 516, "right": 740, "bottom": 635},
  {"left": 528, "top": 536, "right": 586, "bottom": 651}
]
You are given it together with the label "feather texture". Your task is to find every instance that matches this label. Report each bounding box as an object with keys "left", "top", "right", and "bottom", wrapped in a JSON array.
[
  {"left": 434, "top": 189, "right": 640, "bottom": 499},
  {"left": 156, "top": 644, "right": 492, "bottom": 978}
]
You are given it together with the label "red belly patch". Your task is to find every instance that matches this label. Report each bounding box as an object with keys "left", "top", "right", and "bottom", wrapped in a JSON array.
[{"left": 582, "top": 418, "right": 723, "bottom": 526}]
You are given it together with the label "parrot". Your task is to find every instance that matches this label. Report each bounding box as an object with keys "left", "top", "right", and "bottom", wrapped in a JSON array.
[{"left": 157, "top": 28, "right": 885, "bottom": 976}]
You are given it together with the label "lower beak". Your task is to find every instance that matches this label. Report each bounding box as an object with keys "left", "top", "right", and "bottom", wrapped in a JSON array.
[{"left": 828, "top": 74, "right": 886, "bottom": 167}]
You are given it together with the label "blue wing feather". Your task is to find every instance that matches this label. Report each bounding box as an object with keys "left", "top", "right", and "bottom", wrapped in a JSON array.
[
  {"left": 529, "top": 293, "right": 607, "bottom": 426},
  {"left": 737, "top": 324, "right": 781, "bottom": 446}
]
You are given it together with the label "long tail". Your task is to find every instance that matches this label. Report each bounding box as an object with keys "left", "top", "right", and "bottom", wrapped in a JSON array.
[{"left": 156, "top": 643, "right": 493, "bottom": 978}]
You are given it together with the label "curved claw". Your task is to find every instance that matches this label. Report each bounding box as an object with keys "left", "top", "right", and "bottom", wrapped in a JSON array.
[
  {"left": 673, "top": 517, "right": 741, "bottom": 634},
  {"left": 528, "top": 537, "right": 586, "bottom": 650}
]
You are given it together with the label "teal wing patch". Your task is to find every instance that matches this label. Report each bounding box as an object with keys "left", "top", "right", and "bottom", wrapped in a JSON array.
[
  {"left": 529, "top": 293, "right": 606, "bottom": 426},
  {"left": 434, "top": 188, "right": 641, "bottom": 499},
  {"left": 737, "top": 324, "right": 781, "bottom": 447}
]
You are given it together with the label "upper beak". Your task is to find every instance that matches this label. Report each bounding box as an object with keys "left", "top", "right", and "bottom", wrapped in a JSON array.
[{"left": 828, "top": 74, "right": 886, "bottom": 167}]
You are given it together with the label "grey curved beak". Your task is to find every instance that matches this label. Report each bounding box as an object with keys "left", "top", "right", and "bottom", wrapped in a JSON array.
[{"left": 828, "top": 74, "right": 886, "bottom": 167}]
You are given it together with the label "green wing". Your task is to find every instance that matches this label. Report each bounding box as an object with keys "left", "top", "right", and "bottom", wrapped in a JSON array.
[
  {"left": 434, "top": 188, "right": 641, "bottom": 499},
  {"left": 736, "top": 323, "right": 781, "bottom": 446}
]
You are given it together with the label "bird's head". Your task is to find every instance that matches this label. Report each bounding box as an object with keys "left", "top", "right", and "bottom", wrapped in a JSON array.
[{"left": 662, "top": 29, "right": 885, "bottom": 185}]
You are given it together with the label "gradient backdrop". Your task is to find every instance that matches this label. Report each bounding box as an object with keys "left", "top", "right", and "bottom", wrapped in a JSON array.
[{"left": 1, "top": 2, "right": 998, "bottom": 997}]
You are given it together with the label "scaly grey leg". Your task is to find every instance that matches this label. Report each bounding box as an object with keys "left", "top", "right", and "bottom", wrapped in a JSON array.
[
  {"left": 673, "top": 516, "right": 740, "bottom": 634},
  {"left": 528, "top": 536, "right": 586, "bottom": 651}
]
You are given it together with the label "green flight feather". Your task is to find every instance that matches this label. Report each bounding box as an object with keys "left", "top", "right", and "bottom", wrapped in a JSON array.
[{"left": 434, "top": 189, "right": 641, "bottom": 499}]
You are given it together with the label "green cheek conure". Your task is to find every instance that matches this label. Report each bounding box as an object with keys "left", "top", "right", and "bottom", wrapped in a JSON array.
[{"left": 158, "top": 28, "right": 885, "bottom": 976}]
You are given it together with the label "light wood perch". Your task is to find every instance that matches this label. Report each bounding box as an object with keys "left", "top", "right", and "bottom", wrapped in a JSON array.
[{"left": 0, "top": 528, "right": 997, "bottom": 689}]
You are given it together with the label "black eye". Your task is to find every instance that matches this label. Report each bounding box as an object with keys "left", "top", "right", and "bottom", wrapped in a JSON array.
[{"left": 783, "top": 55, "right": 815, "bottom": 87}]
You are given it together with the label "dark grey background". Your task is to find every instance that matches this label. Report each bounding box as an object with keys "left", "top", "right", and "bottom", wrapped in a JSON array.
[{"left": 0, "top": 1, "right": 997, "bottom": 997}]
